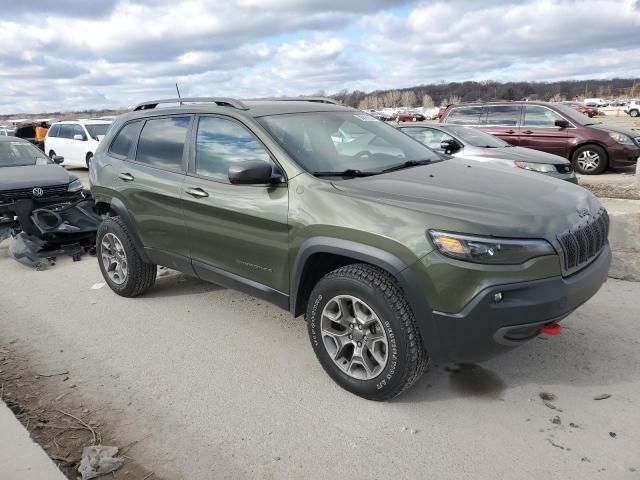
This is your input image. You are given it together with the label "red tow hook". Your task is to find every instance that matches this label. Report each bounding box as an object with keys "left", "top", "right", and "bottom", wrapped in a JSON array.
[{"left": 540, "top": 322, "right": 562, "bottom": 336}]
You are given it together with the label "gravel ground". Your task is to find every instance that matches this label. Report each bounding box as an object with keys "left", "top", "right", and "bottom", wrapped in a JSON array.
[{"left": 1, "top": 235, "right": 639, "bottom": 479}]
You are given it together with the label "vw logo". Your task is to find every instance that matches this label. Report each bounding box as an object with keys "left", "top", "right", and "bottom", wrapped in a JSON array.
[
  {"left": 32, "top": 187, "right": 44, "bottom": 197},
  {"left": 576, "top": 208, "right": 590, "bottom": 218}
]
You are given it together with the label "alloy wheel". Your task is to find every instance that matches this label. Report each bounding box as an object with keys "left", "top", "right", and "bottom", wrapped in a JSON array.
[
  {"left": 320, "top": 295, "right": 389, "bottom": 380},
  {"left": 576, "top": 150, "right": 600, "bottom": 171},
  {"left": 100, "top": 233, "right": 128, "bottom": 285}
]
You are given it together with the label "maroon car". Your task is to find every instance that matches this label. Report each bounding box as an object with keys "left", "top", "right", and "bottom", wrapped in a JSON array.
[
  {"left": 562, "top": 102, "right": 598, "bottom": 118},
  {"left": 393, "top": 112, "right": 425, "bottom": 122},
  {"left": 440, "top": 101, "right": 640, "bottom": 174}
]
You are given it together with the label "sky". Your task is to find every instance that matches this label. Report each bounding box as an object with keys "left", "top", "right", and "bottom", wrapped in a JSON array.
[{"left": 0, "top": 0, "right": 639, "bottom": 113}]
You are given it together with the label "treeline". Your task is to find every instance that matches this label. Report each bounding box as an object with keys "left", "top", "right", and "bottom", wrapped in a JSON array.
[{"left": 327, "top": 78, "right": 640, "bottom": 109}]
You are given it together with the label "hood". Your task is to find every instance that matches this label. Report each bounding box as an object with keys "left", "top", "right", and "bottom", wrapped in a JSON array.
[
  {"left": 332, "top": 160, "right": 600, "bottom": 240},
  {"left": 464, "top": 145, "right": 569, "bottom": 164},
  {"left": 0, "top": 164, "right": 72, "bottom": 191},
  {"left": 591, "top": 123, "right": 639, "bottom": 139}
]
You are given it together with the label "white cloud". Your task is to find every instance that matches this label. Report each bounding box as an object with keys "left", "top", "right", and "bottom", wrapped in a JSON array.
[{"left": 0, "top": 0, "right": 638, "bottom": 113}]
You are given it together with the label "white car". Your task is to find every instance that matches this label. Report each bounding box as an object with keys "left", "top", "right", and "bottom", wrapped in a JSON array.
[
  {"left": 45, "top": 120, "right": 112, "bottom": 168},
  {"left": 583, "top": 98, "right": 609, "bottom": 108},
  {"left": 624, "top": 99, "right": 640, "bottom": 118}
]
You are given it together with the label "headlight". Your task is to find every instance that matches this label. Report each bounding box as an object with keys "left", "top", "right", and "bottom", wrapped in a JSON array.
[
  {"left": 428, "top": 230, "right": 555, "bottom": 264},
  {"left": 608, "top": 132, "right": 633, "bottom": 145},
  {"left": 67, "top": 178, "right": 83, "bottom": 192},
  {"left": 514, "top": 161, "right": 558, "bottom": 173}
]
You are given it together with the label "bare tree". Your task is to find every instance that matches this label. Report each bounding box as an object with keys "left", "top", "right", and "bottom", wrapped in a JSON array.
[
  {"left": 549, "top": 93, "right": 564, "bottom": 103},
  {"left": 422, "top": 94, "right": 435, "bottom": 107},
  {"left": 400, "top": 90, "right": 418, "bottom": 107},
  {"left": 446, "top": 95, "right": 462, "bottom": 105}
]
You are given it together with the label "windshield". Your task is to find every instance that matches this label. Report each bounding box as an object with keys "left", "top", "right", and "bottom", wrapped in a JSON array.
[
  {"left": 552, "top": 104, "right": 595, "bottom": 125},
  {"left": 85, "top": 124, "right": 111, "bottom": 140},
  {"left": 258, "top": 111, "right": 440, "bottom": 175},
  {"left": 443, "top": 125, "right": 509, "bottom": 147},
  {"left": 0, "top": 141, "right": 50, "bottom": 167}
]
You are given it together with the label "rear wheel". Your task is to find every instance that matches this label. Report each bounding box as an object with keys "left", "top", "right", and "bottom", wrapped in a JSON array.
[
  {"left": 571, "top": 144, "right": 608, "bottom": 175},
  {"left": 97, "top": 217, "right": 157, "bottom": 297},
  {"left": 306, "top": 264, "right": 428, "bottom": 401},
  {"left": 630, "top": 109, "right": 639, "bottom": 118}
]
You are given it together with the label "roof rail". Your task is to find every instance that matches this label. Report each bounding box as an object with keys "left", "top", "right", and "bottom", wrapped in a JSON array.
[
  {"left": 133, "top": 97, "right": 249, "bottom": 111},
  {"left": 249, "top": 96, "right": 341, "bottom": 105}
]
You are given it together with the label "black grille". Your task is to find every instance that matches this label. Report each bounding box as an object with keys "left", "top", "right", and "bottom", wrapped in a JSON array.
[
  {"left": 0, "top": 184, "right": 69, "bottom": 201},
  {"left": 557, "top": 209, "right": 609, "bottom": 272}
]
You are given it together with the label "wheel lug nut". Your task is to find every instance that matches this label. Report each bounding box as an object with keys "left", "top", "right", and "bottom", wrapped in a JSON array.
[
  {"left": 357, "top": 342, "right": 362, "bottom": 347},
  {"left": 357, "top": 325, "right": 362, "bottom": 330},
  {"left": 350, "top": 324, "right": 353, "bottom": 329},
  {"left": 349, "top": 335, "right": 353, "bottom": 339}
]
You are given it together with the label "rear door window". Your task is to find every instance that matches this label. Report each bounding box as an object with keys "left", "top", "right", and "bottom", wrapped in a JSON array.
[
  {"left": 59, "top": 125, "right": 74, "bottom": 139},
  {"left": 485, "top": 105, "right": 522, "bottom": 126},
  {"left": 523, "top": 106, "right": 565, "bottom": 127},
  {"left": 446, "top": 106, "right": 484, "bottom": 125},
  {"left": 135, "top": 116, "right": 190, "bottom": 171},
  {"left": 109, "top": 121, "right": 141, "bottom": 158}
]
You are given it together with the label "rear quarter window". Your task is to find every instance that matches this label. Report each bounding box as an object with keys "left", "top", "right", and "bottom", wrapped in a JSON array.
[
  {"left": 109, "top": 121, "right": 141, "bottom": 158},
  {"left": 48, "top": 125, "right": 60, "bottom": 137},
  {"left": 445, "top": 106, "right": 484, "bottom": 125}
]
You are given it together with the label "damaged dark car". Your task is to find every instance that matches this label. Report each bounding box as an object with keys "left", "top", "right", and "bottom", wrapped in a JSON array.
[{"left": 0, "top": 136, "right": 102, "bottom": 268}]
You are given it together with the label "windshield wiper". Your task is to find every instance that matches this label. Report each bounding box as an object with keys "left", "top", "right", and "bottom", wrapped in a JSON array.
[
  {"left": 379, "top": 159, "right": 432, "bottom": 174},
  {"left": 313, "top": 169, "right": 378, "bottom": 178}
]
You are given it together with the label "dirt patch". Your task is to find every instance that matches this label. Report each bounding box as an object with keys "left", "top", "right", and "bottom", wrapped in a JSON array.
[
  {"left": 580, "top": 182, "right": 640, "bottom": 200},
  {"left": 0, "top": 342, "right": 160, "bottom": 479}
]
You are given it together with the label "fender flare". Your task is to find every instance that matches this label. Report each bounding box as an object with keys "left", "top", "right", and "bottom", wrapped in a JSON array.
[
  {"left": 108, "top": 197, "right": 151, "bottom": 263},
  {"left": 290, "top": 237, "right": 441, "bottom": 357}
]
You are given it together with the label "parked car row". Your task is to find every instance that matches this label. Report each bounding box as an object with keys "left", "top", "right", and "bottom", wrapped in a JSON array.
[
  {"left": 45, "top": 119, "right": 112, "bottom": 169},
  {"left": 439, "top": 101, "right": 640, "bottom": 174}
]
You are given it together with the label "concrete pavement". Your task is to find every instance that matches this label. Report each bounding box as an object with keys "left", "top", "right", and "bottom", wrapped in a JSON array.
[
  {"left": 0, "top": 401, "right": 67, "bottom": 480},
  {"left": 1, "top": 237, "right": 639, "bottom": 479}
]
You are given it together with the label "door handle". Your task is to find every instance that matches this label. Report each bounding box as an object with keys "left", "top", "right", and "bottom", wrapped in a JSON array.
[
  {"left": 505, "top": 130, "right": 515, "bottom": 134},
  {"left": 118, "top": 172, "right": 134, "bottom": 182},
  {"left": 186, "top": 187, "right": 209, "bottom": 198},
  {"left": 523, "top": 130, "right": 534, "bottom": 134}
]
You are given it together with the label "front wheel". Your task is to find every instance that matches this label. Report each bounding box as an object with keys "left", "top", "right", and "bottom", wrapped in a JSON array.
[
  {"left": 306, "top": 264, "right": 428, "bottom": 401},
  {"left": 96, "top": 217, "right": 157, "bottom": 297},
  {"left": 571, "top": 144, "right": 608, "bottom": 175},
  {"left": 630, "top": 109, "right": 639, "bottom": 117}
]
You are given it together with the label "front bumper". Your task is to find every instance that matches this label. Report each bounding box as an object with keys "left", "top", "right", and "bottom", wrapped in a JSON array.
[
  {"left": 607, "top": 143, "right": 640, "bottom": 167},
  {"left": 430, "top": 243, "right": 611, "bottom": 363}
]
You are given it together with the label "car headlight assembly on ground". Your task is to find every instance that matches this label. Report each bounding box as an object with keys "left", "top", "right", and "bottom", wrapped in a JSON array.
[
  {"left": 607, "top": 132, "right": 634, "bottom": 145},
  {"left": 67, "top": 178, "right": 83, "bottom": 192},
  {"left": 429, "top": 230, "right": 555, "bottom": 264},
  {"left": 514, "top": 161, "right": 558, "bottom": 173}
]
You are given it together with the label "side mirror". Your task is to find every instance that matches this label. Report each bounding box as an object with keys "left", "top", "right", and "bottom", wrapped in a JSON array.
[
  {"left": 228, "top": 160, "right": 282, "bottom": 185},
  {"left": 52, "top": 155, "right": 64, "bottom": 164},
  {"left": 73, "top": 134, "right": 86, "bottom": 141},
  {"left": 440, "top": 139, "right": 461, "bottom": 154},
  {"left": 555, "top": 119, "right": 570, "bottom": 128}
]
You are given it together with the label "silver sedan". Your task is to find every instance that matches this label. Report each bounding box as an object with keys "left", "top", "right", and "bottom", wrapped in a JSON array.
[{"left": 397, "top": 123, "right": 577, "bottom": 183}]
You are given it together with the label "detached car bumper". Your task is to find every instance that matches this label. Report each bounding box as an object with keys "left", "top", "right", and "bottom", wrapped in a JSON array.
[{"left": 430, "top": 244, "right": 611, "bottom": 363}]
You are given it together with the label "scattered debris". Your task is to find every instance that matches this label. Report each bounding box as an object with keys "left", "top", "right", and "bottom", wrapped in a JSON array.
[
  {"left": 551, "top": 416, "right": 561, "bottom": 425},
  {"left": 274, "top": 456, "right": 281, "bottom": 462},
  {"left": 90, "top": 282, "right": 106, "bottom": 290},
  {"left": 609, "top": 432, "right": 617, "bottom": 438},
  {"left": 569, "top": 422, "right": 581, "bottom": 429},
  {"left": 37, "top": 370, "right": 69, "bottom": 378},
  {"left": 581, "top": 457, "right": 591, "bottom": 463},
  {"left": 547, "top": 439, "right": 567, "bottom": 450},
  {"left": 401, "top": 425, "right": 407, "bottom": 431},
  {"left": 594, "top": 394, "right": 611, "bottom": 401},
  {"left": 539, "top": 392, "right": 556, "bottom": 401},
  {"left": 78, "top": 445, "right": 124, "bottom": 480},
  {"left": 543, "top": 401, "right": 563, "bottom": 412},
  {"left": 410, "top": 429, "right": 418, "bottom": 434}
]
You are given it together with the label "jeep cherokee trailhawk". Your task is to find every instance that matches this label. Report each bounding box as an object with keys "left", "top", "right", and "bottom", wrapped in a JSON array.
[{"left": 90, "top": 97, "right": 611, "bottom": 400}]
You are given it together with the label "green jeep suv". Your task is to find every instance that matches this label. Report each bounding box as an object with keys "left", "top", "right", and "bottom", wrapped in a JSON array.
[{"left": 90, "top": 97, "right": 611, "bottom": 400}]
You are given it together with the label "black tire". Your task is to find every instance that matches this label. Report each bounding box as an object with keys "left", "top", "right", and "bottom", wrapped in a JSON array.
[
  {"left": 96, "top": 217, "right": 157, "bottom": 297},
  {"left": 571, "top": 144, "right": 608, "bottom": 175},
  {"left": 86, "top": 152, "right": 93, "bottom": 169},
  {"left": 630, "top": 109, "right": 639, "bottom": 118},
  {"left": 306, "top": 264, "right": 428, "bottom": 401}
]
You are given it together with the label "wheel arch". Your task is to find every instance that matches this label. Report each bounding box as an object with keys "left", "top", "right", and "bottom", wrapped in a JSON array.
[
  {"left": 290, "top": 236, "right": 441, "bottom": 358},
  {"left": 100, "top": 197, "right": 151, "bottom": 263}
]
